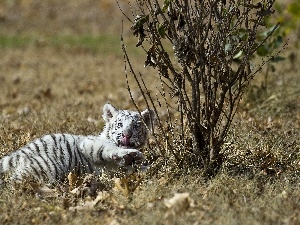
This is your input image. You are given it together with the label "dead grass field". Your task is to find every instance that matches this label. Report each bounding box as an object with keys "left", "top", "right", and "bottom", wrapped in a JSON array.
[{"left": 0, "top": 1, "right": 299, "bottom": 225}]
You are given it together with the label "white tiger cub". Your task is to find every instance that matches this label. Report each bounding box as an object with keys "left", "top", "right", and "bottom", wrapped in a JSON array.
[{"left": 0, "top": 103, "right": 155, "bottom": 185}]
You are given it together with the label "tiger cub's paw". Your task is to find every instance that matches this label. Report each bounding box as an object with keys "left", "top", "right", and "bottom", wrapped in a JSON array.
[{"left": 112, "top": 150, "right": 144, "bottom": 166}]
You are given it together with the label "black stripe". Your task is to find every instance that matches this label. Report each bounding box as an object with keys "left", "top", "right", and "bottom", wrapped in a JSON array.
[
  {"left": 19, "top": 149, "right": 32, "bottom": 160},
  {"left": 32, "top": 141, "right": 41, "bottom": 153},
  {"left": 70, "top": 136, "right": 78, "bottom": 170},
  {"left": 28, "top": 165, "right": 40, "bottom": 180},
  {"left": 40, "top": 137, "right": 49, "bottom": 155},
  {"left": 90, "top": 145, "right": 94, "bottom": 160},
  {"left": 62, "top": 134, "right": 73, "bottom": 169},
  {"left": 74, "top": 152, "right": 82, "bottom": 174},
  {"left": 11, "top": 154, "right": 21, "bottom": 168},
  {"left": 34, "top": 140, "right": 51, "bottom": 165},
  {"left": 7, "top": 156, "right": 14, "bottom": 167},
  {"left": 20, "top": 149, "right": 47, "bottom": 181},
  {"left": 72, "top": 136, "right": 88, "bottom": 174},
  {"left": 56, "top": 135, "right": 66, "bottom": 169},
  {"left": 49, "top": 134, "right": 59, "bottom": 161},
  {"left": 77, "top": 141, "right": 94, "bottom": 173},
  {"left": 71, "top": 135, "right": 84, "bottom": 174},
  {"left": 98, "top": 145, "right": 105, "bottom": 161},
  {"left": 76, "top": 137, "right": 94, "bottom": 173},
  {"left": 15, "top": 154, "right": 20, "bottom": 163},
  {"left": 32, "top": 157, "right": 49, "bottom": 181},
  {"left": 51, "top": 134, "right": 58, "bottom": 147},
  {"left": 58, "top": 143, "right": 66, "bottom": 169},
  {"left": 32, "top": 140, "right": 54, "bottom": 180},
  {"left": 41, "top": 138, "right": 60, "bottom": 180},
  {"left": 48, "top": 157, "right": 60, "bottom": 180},
  {"left": 54, "top": 135, "right": 70, "bottom": 179}
]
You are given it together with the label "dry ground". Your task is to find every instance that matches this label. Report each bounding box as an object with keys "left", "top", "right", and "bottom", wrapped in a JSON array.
[{"left": 0, "top": 1, "right": 299, "bottom": 225}]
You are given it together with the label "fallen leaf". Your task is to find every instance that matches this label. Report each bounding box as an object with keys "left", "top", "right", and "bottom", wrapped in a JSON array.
[
  {"left": 109, "top": 220, "right": 120, "bottom": 225},
  {"left": 114, "top": 173, "right": 143, "bottom": 197},
  {"left": 164, "top": 192, "right": 195, "bottom": 213},
  {"left": 69, "top": 174, "right": 105, "bottom": 197},
  {"left": 68, "top": 172, "right": 83, "bottom": 191},
  {"left": 69, "top": 191, "right": 110, "bottom": 211},
  {"left": 28, "top": 182, "right": 58, "bottom": 199}
]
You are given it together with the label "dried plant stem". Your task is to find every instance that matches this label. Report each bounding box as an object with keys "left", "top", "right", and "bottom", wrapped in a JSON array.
[{"left": 120, "top": 0, "right": 279, "bottom": 177}]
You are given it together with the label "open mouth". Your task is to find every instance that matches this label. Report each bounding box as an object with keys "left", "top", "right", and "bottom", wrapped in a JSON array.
[{"left": 118, "top": 136, "right": 135, "bottom": 148}]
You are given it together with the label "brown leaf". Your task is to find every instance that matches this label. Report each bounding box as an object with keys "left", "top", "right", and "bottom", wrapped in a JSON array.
[
  {"left": 114, "top": 173, "right": 143, "bottom": 197},
  {"left": 69, "top": 174, "right": 105, "bottom": 197},
  {"left": 68, "top": 172, "right": 83, "bottom": 191},
  {"left": 164, "top": 192, "right": 195, "bottom": 213},
  {"left": 69, "top": 191, "right": 110, "bottom": 211},
  {"left": 28, "top": 182, "right": 58, "bottom": 199}
]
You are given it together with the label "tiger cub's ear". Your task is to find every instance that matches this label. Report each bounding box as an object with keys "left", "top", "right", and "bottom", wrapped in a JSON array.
[
  {"left": 102, "top": 103, "right": 118, "bottom": 122},
  {"left": 141, "top": 109, "right": 155, "bottom": 129}
]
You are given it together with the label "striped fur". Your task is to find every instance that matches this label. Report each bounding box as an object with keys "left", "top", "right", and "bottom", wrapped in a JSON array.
[{"left": 0, "top": 103, "right": 155, "bottom": 184}]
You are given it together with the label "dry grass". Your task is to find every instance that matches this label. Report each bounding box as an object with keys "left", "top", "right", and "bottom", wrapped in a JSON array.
[{"left": 0, "top": 1, "right": 299, "bottom": 225}]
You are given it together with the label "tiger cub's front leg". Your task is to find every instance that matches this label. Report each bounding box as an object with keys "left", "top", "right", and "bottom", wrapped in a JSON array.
[{"left": 79, "top": 136, "right": 144, "bottom": 168}]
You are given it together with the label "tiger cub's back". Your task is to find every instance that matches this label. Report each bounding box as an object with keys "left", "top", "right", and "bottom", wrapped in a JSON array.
[{"left": 0, "top": 134, "right": 93, "bottom": 183}]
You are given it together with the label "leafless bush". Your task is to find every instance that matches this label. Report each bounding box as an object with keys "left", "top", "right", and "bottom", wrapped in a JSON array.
[{"left": 120, "top": 0, "right": 279, "bottom": 178}]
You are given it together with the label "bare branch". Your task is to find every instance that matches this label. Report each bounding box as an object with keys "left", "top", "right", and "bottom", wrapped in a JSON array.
[{"left": 120, "top": 0, "right": 280, "bottom": 177}]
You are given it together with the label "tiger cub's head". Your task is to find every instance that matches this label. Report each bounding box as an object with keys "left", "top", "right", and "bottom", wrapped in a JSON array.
[{"left": 101, "top": 103, "right": 155, "bottom": 149}]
